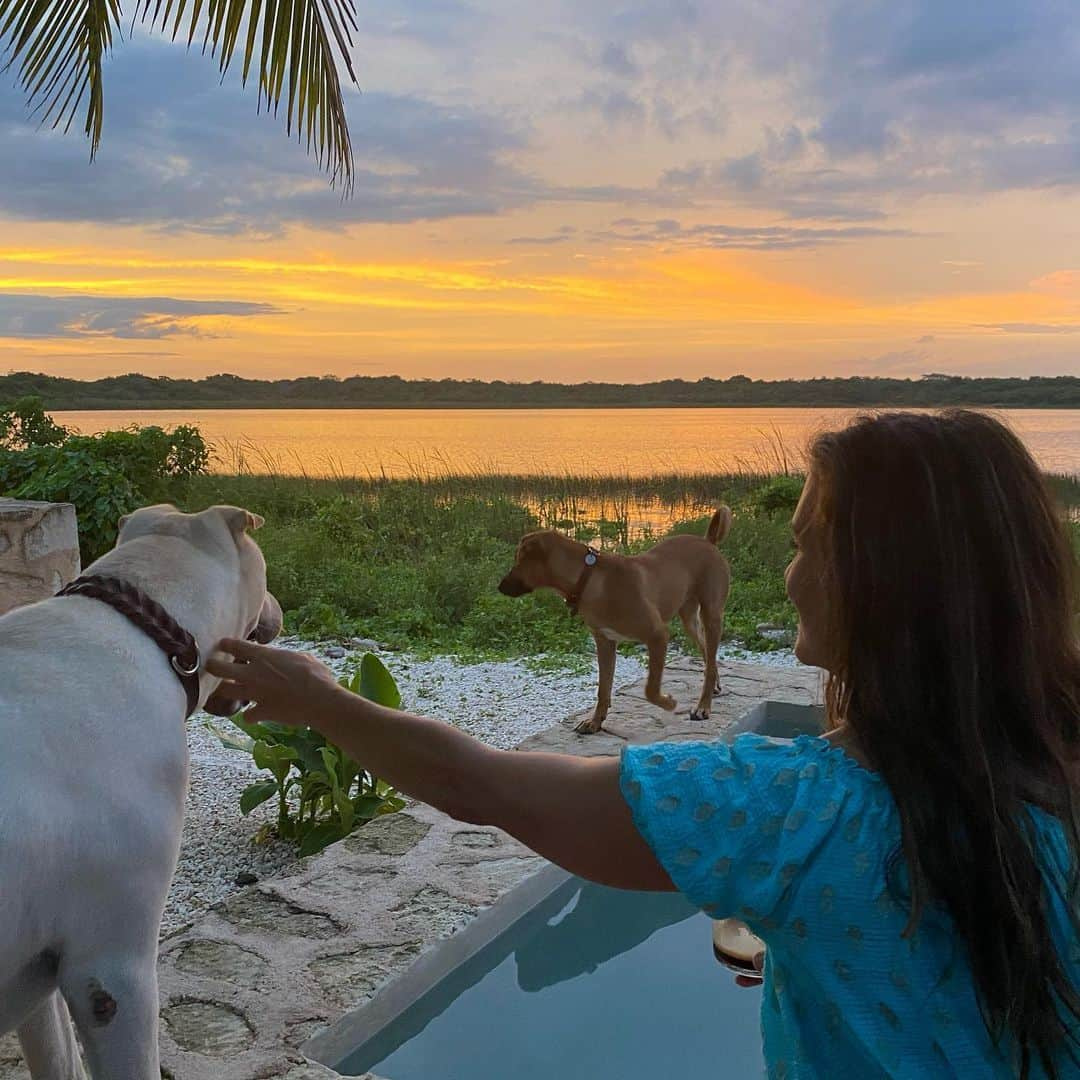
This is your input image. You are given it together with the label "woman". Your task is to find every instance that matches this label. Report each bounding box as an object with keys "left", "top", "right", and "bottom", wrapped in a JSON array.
[{"left": 209, "top": 410, "right": 1080, "bottom": 1078}]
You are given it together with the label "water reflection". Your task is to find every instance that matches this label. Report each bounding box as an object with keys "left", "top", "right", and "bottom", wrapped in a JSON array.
[{"left": 515, "top": 880, "right": 699, "bottom": 992}]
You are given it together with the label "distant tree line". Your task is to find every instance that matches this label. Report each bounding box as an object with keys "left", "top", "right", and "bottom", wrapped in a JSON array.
[{"left": 2, "top": 370, "right": 1077, "bottom": 410}]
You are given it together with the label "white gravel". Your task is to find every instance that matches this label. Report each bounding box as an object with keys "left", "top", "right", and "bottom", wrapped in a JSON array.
[{"left": 165, "top": 638, "right": 797, "bottom": 936}]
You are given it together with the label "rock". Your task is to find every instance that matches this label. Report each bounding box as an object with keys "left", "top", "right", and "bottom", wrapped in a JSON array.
[
  {"left": 297, "top": 865, "right": 396, "bottom": 905},
  {"left": 0, "top": 500, "right": 80, "bottom": 616},
  {"left": 276, "top": 1064, "right": 344, "bottom": 1080},
  {"left": 343, "top": 813, "right": 430, "bottom": 856},
  {"left": 450, "top": 829, "right": 499, "bottom": 850},
  {"left": 467, "top": 856, "right": 544, "bottom": 897},
  {"left": 173, "top": 939, "right": 270, "bottom": 989},
  {"left": 350, "top": 637, "right": 385, "bottom": 651},
  {"left": 283, "top": 1017, "right": 331, "bottom": 1049},
  {"left": 235, "top": 871, "right": 259, "bottom": 886},
  {"left": 161, "top": 1000, "right": 256, "bottom": 1056},
  {"left": 323, "top": 646, "right": 347, "bottom": 659},
  {"left": 392, "top": 885, "right": 475, "bottom": 938},
  {"left": 308, "top": 942, "right": 422, "bottom": 1008},
  {"left": 218, "top": 890, "right": 344, "bottom": 939}
]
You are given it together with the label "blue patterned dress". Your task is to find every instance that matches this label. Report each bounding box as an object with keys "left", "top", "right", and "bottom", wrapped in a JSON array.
[{"left": 620, "top": 733, "right": 1080, "bottom": 1078}]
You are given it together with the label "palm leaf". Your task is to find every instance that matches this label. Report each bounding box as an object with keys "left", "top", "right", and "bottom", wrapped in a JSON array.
[
  {"left": 0, "top": 0, "right": 357, "bottom": 188},
  {"left": 0, "top": 0, "right": 121, "bottom": 152}
]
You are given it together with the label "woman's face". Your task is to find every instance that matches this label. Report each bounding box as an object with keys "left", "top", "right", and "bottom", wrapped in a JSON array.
[{"left": 785, "top": 471, "right": 833, "bottom": 671}]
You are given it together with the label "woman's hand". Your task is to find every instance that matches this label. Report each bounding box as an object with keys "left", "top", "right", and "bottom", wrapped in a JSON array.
[{"left": 206, "top": 639, "right": 346, "bottom": 728}]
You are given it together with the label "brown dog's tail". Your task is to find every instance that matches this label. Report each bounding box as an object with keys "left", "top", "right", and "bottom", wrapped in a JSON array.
[{"left": 706, "top": 505, "right": 733, "bottom": 545}]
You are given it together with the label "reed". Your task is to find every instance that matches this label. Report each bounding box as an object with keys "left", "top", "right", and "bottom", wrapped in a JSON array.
[{"left": 178, "top": 464, "right": 1079, "bottom": 661}]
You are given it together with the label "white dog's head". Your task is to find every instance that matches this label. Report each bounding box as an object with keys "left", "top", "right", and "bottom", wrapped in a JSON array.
[{"left": 116, "top": 504, "right": 283, "bottom": 715}]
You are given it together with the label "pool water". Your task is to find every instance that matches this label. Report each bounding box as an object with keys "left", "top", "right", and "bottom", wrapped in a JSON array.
[{"left": 334, "top": 875, "right": 763, "bottom": 1078}]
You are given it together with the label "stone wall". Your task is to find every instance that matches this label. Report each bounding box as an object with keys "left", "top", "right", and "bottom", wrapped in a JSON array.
[{"left": 0, "top": 500, "right": 80, "bottom": 617}]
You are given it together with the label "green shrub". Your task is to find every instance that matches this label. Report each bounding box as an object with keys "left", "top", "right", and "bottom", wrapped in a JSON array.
[
  {"left": 212, "top": 654, "right": 406, "bottom": 856},
  {"left": 0, "top": 397, "right": 209, "bottom": 561},
  {"left": 749, "top": 474, "right": 805, "bottom": 517},
  {"left": 0, "top": 396, "right": 68, "bottom": 449}
]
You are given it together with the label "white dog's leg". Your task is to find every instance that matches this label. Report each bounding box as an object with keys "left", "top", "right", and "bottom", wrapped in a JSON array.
[
  {"left": 57, "top": 947, "right": 159, "bottom": 1080},
  {"left": 17, "top": 991, "right": 86, "bottom": 1080}
]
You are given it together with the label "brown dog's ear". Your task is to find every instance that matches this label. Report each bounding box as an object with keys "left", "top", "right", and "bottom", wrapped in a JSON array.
[{"left": 520, "top": 534, "right": 543, "bottom": 558}]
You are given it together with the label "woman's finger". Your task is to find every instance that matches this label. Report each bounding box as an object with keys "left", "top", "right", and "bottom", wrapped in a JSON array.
[
  {"left": 205, "top": 655, "right": 258, "bottom": 681},
  {"left": 216, "top": 637, "right": 267, "bottom": 661}
]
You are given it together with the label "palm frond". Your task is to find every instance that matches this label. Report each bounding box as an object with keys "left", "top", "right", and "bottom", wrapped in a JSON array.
[
  {"left": 0, "top": 0, "right": 122, "bottom": 156},
  {"left": 142, "top": 0, "right": 358, "bottom": 189},
  {"left": 0, "top": 0, "right": 358, "bottom": 188}
]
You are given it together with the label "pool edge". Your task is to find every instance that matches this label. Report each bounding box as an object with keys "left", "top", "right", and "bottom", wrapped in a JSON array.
[{"left": 303, "top": 862, "right": 574, "bottom": 1069}]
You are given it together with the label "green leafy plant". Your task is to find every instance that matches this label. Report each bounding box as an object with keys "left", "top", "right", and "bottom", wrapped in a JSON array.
[
  {"left": 0, "top": 396, "right": 69, "bottom": 449},
  {"left": 213, "top": 653, "right": 406, "bottom": 857},
  {"left": 749, "top": 474, "right": 805, "bottom": 518},
  {"left": 0, "top": 397, "right": 209, "bottom": 561}
]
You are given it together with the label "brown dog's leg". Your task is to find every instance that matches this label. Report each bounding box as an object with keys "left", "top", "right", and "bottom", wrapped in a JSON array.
[
  {"left": 644, "top": 630, "right": 677, "bottom": 712},
  {"left": 691, "top": 609, "right": 723, "bottom": 721},
  {"left": 576, "top": 632, "right": 617, "bottom": 734},
  {"left": 680, "top": 603, "right": 721, "bottom": 694},
  {"left": 678, "top": 602, "right": 707, "bottom": 654}
]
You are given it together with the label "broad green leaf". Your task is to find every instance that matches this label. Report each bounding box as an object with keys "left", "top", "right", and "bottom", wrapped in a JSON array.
[
  {"left": 318, "top": 744, "right": 345, "bottom": 790},
  {"left": 279, "top": 727, "right": 328, "bottom": 773},
  {"left": 352, "top": 793, "right": 388, "bottom": 821},
  {"left": 357, "top": 653, "right": 401, "bottom": 709},
  {"left": 377, "top": 796, "right": 407, "bottom": 816},
  {"left": 334, "top": 788, "right": 354, "bottom": 832},
  {"left": 206, "top": 720, "right": 253, "bottom": 754},
  {"left": 229, "top": 711, "right": 277, "bottom": 744},
  {"left": 297, "top": 821, "right": 345, "bottom": 857},
  {"left": 239, "top": 780, "right": 278, "bottom": 815},
  {"left": 298, "top": 771, "right": 332, "bottom": 804},
  {"left": 252, "top": 740, "right": 298, "bottom": 782}
]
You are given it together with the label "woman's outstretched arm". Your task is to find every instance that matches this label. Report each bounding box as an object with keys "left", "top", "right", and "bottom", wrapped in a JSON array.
[{"left": 207, "top": 639, "right": 675, "bottom": 892}]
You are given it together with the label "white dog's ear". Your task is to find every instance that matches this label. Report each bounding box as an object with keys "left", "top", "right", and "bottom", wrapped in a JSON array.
[{"left": 219, "top": 506, "right": 265, "bottom": 538}]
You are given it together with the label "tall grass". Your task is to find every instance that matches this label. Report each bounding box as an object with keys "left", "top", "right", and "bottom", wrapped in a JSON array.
[
  {"left": 180, "top": 468, "right": 804, "bottom": 658},
  {"left": 178, "top": 466, "right": 1080, "bottom": 661}
]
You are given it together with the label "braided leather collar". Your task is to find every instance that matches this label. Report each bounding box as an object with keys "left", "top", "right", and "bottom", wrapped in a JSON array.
[
  {"left": 57, "top": 574, "right": 201, "bottom": 718},
  {"left": 565, "top": 548, "right": 600, "bottom": 615}
]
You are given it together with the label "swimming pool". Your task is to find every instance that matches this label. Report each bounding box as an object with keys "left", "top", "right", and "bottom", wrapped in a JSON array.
[
  {"left": 305, "top": 701, "right": 823, "bottom": 1078},
  {"left": 312, "top": 866, "right": 763, "bottom": 1078}
]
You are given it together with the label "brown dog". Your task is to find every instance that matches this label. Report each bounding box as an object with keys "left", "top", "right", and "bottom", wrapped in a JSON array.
[{"left": 498, "top": 507, "right": 733, "bottom": 734}]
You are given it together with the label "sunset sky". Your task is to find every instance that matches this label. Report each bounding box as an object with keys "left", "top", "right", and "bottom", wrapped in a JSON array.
[{"left": 3, "top": 0, "right": 1080, "bottom": 382}]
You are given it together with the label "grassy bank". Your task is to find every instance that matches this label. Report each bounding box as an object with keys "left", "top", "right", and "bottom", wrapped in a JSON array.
[
  {"left": 178, "top": 469, "right": 1080, "bottom": 663},
  {"left": 180, "top": 471, "right": 809, "bottom": 661}
]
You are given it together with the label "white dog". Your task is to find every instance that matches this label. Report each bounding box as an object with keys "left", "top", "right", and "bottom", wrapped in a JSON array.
[{"left": 0, "top": 504, "right": 281, "bottom": 1079}]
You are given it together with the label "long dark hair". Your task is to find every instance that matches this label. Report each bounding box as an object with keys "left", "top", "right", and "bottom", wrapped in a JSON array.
[{"left": 809, "top": 409, "right": 1080, "bottom": 1076}]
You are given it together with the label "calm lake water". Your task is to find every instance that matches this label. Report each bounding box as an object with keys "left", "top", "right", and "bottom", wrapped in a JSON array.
[{"left": 59, "top": 407, "right": 1080, "bottom": 478}]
